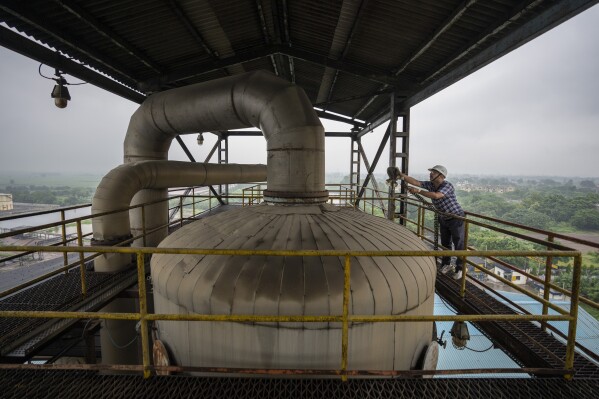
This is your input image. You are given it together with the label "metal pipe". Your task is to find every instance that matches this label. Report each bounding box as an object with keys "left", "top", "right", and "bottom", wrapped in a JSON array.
[
  {"left": 124, "top": 70, "right": 326, "bottom": 202},
  {"left": 91, "top": 160, "right": 266, "bottom": 271},
  {"left": 91, "top": 159, "right": 265, "bottom": 366}
]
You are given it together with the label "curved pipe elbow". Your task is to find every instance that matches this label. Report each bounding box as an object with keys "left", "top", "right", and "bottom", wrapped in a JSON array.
[
  {"left": 124, "top": 71, "right": 326, "bottom": 200},
  {"left": 92, "top": 160, "right": 266, "bottom": 242}
]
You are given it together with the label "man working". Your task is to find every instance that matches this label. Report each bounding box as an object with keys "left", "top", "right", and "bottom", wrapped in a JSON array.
[{"left": 399, "top": 165, "right": 465, "bottom": 280}]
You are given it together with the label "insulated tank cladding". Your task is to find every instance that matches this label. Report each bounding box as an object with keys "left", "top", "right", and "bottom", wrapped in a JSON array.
[{"left": 151, "top": 203, "right": 436, "bottom": 372}]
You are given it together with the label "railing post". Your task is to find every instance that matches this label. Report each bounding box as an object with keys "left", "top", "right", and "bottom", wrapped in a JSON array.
[
  {"left": 341, "top": 255, "right": 351, "bottom": 382},
  {"left": 140, "top": 205, "right": 147, "bottom": 247},
  {"left": 136, "top": 252, "right": 151, "bottom": 379},
  {"left": 60, "top": 210, "right": 68, "bottom": 268},
  {"left": 460, "top": 220, "right": 469, "bottom": 297},
  {"left": 565, "top": 253, "right": 582, "bottom": 379},
  {"left": 542, "top": 235, "right": 554, "bottom": 331},
  {"left": 192, "top": 187, "right": 196, "bottom": 216},
  {"left": 179, "top": 196, "right": 184, "bottom": 227},
  {"left": 416, "top": 206, "right": 423, "bottom": 238},
  {"left": 76, "top": 220, "right": 86, "bottom": 297}
]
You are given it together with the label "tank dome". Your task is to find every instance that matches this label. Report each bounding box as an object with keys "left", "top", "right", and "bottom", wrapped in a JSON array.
[{"left": 151, "top": 203, "right": 436, "bottom": 372}]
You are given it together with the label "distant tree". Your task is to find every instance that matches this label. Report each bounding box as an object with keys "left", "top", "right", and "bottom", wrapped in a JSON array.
[
  {"left": 468, "top": 229, "right": 534, "bottom": 268},
  {"left": 503, "top": 208, "right": 552, "bottom": 229},
  {"left": 580, "top": 180, "right": 597, "bottom": 189},
  {"left": 540, "top": 179, "right": 558, "bottom": 186},
  {"left": 571, "top": 209, "right": 599, "bottom": 231},
  {"left": 463, "top": 193, "right": 513, "bottom": 218}
]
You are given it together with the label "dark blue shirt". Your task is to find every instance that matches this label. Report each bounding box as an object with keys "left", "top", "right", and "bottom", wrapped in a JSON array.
[{"left": 420, "top": 180, "right": 464, "bottom": 217}]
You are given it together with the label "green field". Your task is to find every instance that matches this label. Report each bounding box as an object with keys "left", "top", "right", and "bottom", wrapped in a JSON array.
[{"left": 0, "top": 172, "right": 102, "bottom": 188}]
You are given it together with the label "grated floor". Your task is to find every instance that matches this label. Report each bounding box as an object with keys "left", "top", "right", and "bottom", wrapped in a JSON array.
[
  {"left": 0, "top": 370, "right": 598, "bottom": 399},
  {"left": 0, "top": 268, "right": 137, "bottom": 358},
  {"left": 435, "top": 272, "right": 599, "bottom": 378}
]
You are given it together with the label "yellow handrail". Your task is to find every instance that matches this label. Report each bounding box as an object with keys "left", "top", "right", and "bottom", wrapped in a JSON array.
[{"left": 0, "top": 244, "right": 582, "bottom": 380}]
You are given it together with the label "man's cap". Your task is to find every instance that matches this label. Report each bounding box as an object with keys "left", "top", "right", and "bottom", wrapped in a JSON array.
[{"left": 428, "top": 165, "right": 447, "bottom": 177}]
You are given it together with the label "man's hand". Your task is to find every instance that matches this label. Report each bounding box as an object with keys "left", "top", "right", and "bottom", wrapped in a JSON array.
[{"left": 408, "top": 187, "right": 420, "bottom": 194}]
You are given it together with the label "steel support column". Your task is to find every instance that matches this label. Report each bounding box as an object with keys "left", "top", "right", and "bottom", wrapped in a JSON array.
[
  {"left": 387, "top": 93, "right": 397, "bottom": 220},
  {"left": 218, "top": 135, "right": 229, "bottom": 202},
  {"left": 354, "top": 124, "right": 390, "bottom": 207},
  {"left": 350, "top": 137, "right": 360, "bottom": 197},
  {"left": 397, "top": 109, "right": 411, "bottom": 225}
]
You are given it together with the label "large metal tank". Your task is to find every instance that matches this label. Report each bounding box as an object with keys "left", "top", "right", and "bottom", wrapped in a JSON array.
[{"left": 151, "top": 203, "right": 436, "bottom": 372}]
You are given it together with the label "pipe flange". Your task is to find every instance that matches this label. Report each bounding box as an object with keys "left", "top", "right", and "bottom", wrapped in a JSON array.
[{"left": 263, "top": 190, "right": 329, "bottom": 204}]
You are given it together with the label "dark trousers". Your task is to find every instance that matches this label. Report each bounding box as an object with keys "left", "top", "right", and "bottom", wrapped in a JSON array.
[{"left": 439, "top": 217, "right": 465, "bottom": 271}]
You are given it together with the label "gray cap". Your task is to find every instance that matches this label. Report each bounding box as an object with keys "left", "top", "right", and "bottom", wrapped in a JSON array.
[{"left": 428, "top": 165, "right": 447, "bottom": 177}]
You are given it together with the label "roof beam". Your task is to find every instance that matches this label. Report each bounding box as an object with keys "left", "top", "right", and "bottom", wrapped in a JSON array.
[
  {"left": 402, "top": 0, "right": 599, "bottom": 109},
  {"left": 255, "top": 0, "right": 279, "bottom": 75},
  {"left": 322, "top": 0, "right": 369, "bottom": 109},
  {"left": 280, "top": 0, "right": 295, "bottom": 83},
  {"left": 313, "top": 88, "right": 395, "bottom": 109},
  {"left": 0, "top": 25, "right": 145, "bottom": 104},
  {"left": 351, "top": 0, "right": 476, "bottom": 119},
  {"left": 166, "top": 0, "right": 219, "bottom": 60},
  {"left": 219, "top": 130, "right": 353, "bottom": 138},
  {"left": 52, "top": 0, "right": 162, "bottom": 74},
  {"left": 356, "top": 109, "right": 389, "bottom": 138},
  {"left": 138, "top": 46, "right": 273, "bottom": 91},
  {"left": 271, "top": 0, "right": 291, "bottom": 81},
  {"left": 0, "top": 0, "right": 138, "bottom": 88},
  {"left": 421, "top": 0, "right": 542, "bottom": 84},
  {"left": 284, "top": 46, "right": 401, "bottom": 86},
  {"left": 392, "top": 0, "right": 478, "bottom": 76},
  {"left": 315, "top": 110, "right": 366, "bottom": 128},
  {"left": 138, "top": 44, "right": 401, "bottom": 91}
]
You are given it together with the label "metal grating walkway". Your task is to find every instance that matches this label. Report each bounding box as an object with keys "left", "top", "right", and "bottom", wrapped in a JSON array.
[
  {"left": 0, "top": 267, "right": 138, "bottom": 360},
  {"left": 0, "top": 370, "right": 598, "bottom": 399},
  {"left": 435, "top": 272, "right": 599, "bottom": 378}
]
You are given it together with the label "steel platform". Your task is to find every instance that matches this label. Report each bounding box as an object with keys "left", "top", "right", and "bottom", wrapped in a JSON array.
[
  {"left": 0, "top": 370, "right": 598, "bottom": 399},
  {"left": 0, "top": 267, "right": 139, "bottom": 361}
]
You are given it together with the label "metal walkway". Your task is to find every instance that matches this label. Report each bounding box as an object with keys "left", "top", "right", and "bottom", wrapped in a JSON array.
[
  {"left": 0, "top": 370, "right": 598, "bottom": 399},
  {"left": 0, "top": 267, "right": 138, "bottom": 361},
  {"left": 435, "top": 271, "right": 599, "bottom": 378}
]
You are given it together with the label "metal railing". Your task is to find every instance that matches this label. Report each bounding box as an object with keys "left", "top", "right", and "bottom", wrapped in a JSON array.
[
  {"left": 0, "top": 245, "right": 582, "bottom": 380},
  {"left": 0, "top": 185, "right": 595, "bottom": 379}
]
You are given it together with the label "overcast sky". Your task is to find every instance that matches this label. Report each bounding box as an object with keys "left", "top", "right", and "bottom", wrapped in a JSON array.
[{"left": 0, "top": 5, "right": 598, "bottom": 180}]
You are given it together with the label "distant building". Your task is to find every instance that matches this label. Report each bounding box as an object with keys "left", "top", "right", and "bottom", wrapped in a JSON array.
[
  {"left": 456, "top": 182, "right": 515, "bottom": 193},
  {"left": 0, "top": 193, "right": 13, "bottom": 211},
  {"left": 467, "top": 256, "right": 490, "bottom": 281},
  {"left": 490, "top": 264, "right": 528, "bottom": 285}
]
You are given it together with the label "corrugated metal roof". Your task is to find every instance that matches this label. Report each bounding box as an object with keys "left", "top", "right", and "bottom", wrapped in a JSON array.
[{"left": 0, "top": 0, "right": 596, "bottom": 127}]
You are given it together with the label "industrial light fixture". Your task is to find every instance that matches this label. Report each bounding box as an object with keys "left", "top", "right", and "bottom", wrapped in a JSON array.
[
  {"left": 50, "top": 69, "right": 71, "bottom": 109},
  {"left": 197, "top": 133, "right": 204, "bottom": 145},
  {"left": 449, "top": 321, "right": 470, "bottom": 348}
]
